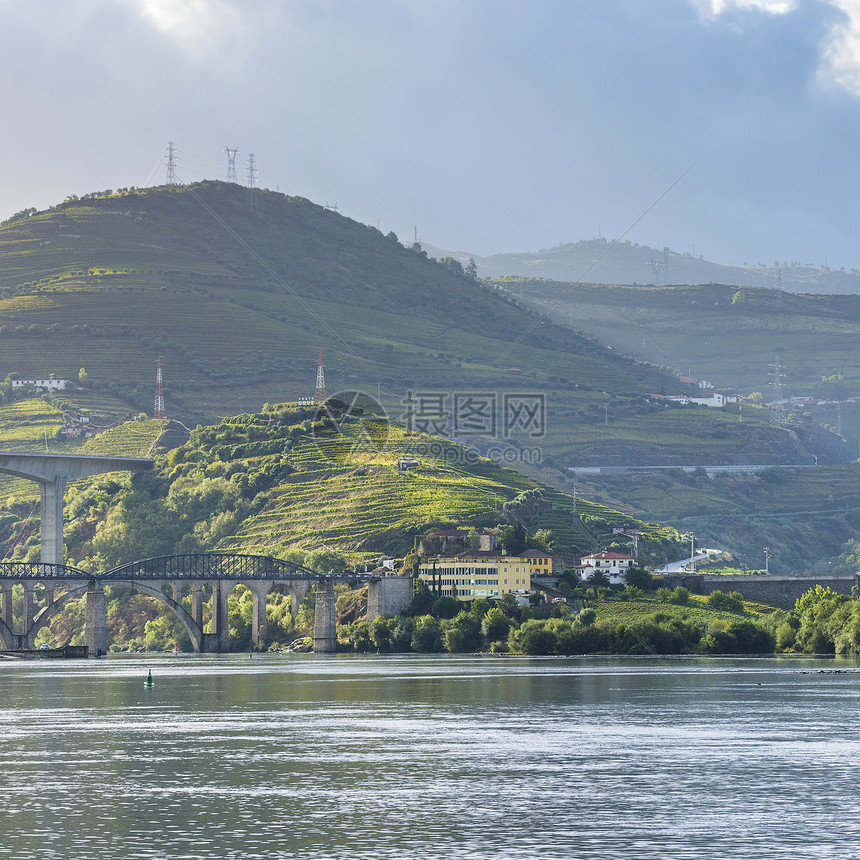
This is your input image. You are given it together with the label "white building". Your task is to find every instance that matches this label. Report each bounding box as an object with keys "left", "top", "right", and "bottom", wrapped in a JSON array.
[
  {"left": 576, "top": 551, "right": 636, "bottom": 585},
  {"left": 11, "top": 375, "right": 66, "bottom": 391}
]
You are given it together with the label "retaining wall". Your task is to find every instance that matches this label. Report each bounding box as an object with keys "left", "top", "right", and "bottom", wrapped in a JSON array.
[{"left": 657, "top": 574, "right": 860, "bottom": 607}]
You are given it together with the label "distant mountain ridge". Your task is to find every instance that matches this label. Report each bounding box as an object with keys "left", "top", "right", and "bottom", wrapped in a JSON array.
[{"left": 421, "top": 238, "right": 860, "bottom": 294}]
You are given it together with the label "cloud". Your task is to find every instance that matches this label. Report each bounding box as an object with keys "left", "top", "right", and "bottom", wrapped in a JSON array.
[
  {"left": 818, "top": 0, "right": 860, "bottom": 96},
  {"left": 131, "top": 0, "right": 246, "bottom": 61},
  {"left": 697, "top": 0, "right": 798, "bottom": 15},
  {"left": 696, "top": 0, "right": 860, "bottom": 100}
]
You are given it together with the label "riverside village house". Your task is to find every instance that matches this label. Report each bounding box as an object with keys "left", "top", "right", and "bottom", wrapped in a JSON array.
[{"left": 576, "top": 551, "right": 635, "bottom": 585}]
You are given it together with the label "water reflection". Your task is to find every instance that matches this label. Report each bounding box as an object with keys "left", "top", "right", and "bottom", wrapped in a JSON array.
[{"left": 0, "top": 654, "right": 857, "bottom": 858}]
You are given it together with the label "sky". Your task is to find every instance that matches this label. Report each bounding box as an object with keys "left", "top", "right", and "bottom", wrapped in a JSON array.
[{"left": 3, "top": 0, "right": 860, "bottom": 269}]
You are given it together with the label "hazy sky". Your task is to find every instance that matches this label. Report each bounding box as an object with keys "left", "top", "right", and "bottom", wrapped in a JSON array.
[{"left": 3, "top": 0, "right": 860, "bottom": 268}]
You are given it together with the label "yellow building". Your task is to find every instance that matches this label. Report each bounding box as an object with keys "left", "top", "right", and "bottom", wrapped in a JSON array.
[
  {"left": 417, "top": 551, "right": 531, "bottom": 601},
  {"left": 515, "top": 550, "right": 556, "bottom": 576}
]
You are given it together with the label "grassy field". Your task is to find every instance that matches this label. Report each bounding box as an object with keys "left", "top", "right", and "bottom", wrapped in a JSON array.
[{"left": 593, "top": 592, "right": 778, "bottom": 629}]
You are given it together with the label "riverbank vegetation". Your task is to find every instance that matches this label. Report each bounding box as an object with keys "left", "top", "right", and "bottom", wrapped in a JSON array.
[{"left": 334, "top": 578, "right": 780, "bottom": 656}]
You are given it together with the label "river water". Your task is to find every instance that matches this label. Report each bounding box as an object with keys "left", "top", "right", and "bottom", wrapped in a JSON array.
[{"left": 1, "top": 654, "right": 859, "bottom": 859}]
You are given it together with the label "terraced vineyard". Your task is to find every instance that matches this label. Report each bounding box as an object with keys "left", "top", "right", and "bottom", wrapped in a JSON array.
[
  {"left": 0, "top": 181, "right": 827, "bottom": 471},
  {"left": 45, "top": 400, "right": 675, "bottom": 568},
  {"left": 79, "top": 419, "right": 165, "bottom": 457}
]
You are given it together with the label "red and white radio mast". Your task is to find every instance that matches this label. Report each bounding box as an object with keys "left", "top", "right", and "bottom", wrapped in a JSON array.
[
  {"left": 154, "top": 355, "right": 165, "bottom": 419},
  {"left": 314, "top": 349, "right": 326, "bottom": 404}
]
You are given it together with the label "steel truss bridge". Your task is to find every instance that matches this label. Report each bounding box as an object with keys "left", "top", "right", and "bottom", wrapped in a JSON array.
[{"left": 0, "top": 553, "right": 410, "bottom": 656}]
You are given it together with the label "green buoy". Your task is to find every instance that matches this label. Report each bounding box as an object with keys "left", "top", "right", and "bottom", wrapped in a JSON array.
[{"left": 145, "top": 669, "right": 153, "bottom": 688}]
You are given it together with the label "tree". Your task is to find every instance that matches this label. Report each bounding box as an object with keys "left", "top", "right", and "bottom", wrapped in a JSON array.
[
  {"left": 405, "top": 580, "right": 433, "bottom": 616},
  {"left": 303, "top": 548, "right": 349, "bottom": 574},
  {"left": 469, "top": 597, "right": 492, "bottom": 619},
  {"left": 411, "top": 615, "right": 442, "bottom": 652},
  {"left": 795, "top": 584, "right": 844, "bottom": 615},
  {"left": 439, "top": 256, "right": 464, "bottom": 276},
  {"left": 625, "top": 567, "right": 652, "bottom": 590},
  {"left": 443, "top": 611, "right": 481, "bottom": 652},
  {"left": 370, "top": 616, "right": 392, "bottom": 651},
  {"left": 481, "top": 607, "right": 511, "bottom": 642},
  {"left": 587, "top": 569, "right": 610, "bottom": 588},
  {"left": 499, "top": 522, "right": 526, "bottom": 556},
  {"left": 465, "top": 258, "right": 478, "bottom": 281},
  {"left": 816, "top": 374, "right": 847, "bottom": 401},
  {"left": 706, "top": 590, "right": 744, "bottom": 613},
  {"left": 670, "top": 586, "right": 690, "bottom": 605},
  {"left": 432, "top": 594, "right": 460, "bottom": 619},
  {"left": 514, "top": 620, "right": 557, "bottom": 655}
]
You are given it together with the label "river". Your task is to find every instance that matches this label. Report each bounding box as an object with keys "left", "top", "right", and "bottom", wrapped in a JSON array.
[{"left": 1, "top": 654, "right": 859, "bottom": 859}]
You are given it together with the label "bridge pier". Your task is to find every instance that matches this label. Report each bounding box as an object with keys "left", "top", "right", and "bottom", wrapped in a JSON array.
[
  {"left": 313, "top": 579, "right": 336, "bottom": 653},
  {"left": 85, "top": 580, "right": 106, "bottom": 658},
  {"left": 367, "top": 576, "right": 413, "bottom": 622},
  {"left": 2, "top": 583, "right": 11, "bottom": 629},
  {"left": 22, "top": 583, "right": 35, "bottom": 638},
  {"left": 212, "top": 583, "right": 232, "bottom": 653},
  {"left": 38, "top": 478, "right": 67, "bottom": 566},
  {"left": 249, "top": 583, "right": 269, "bottom": 649},
  {"left": 191, "top": 583, "right": 204, "bottom": 629},
  {"left": 0, "top": 454, "right": 153, "bottom": 567}
]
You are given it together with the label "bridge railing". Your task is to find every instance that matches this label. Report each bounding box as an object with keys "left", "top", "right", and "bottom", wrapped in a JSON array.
[
  {"left": 0, "top": 561, "right": 91, "bottom": 580},
  {"left": 0, "top": 554, "right": 387, "bottom": 582}
]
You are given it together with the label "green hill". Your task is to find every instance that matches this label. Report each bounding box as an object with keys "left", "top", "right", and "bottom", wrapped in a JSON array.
[
  {"left": 0, "top": 182, "right": 663, "bottom": 416},
  {"left": 0, "top": 400, "right": 682, "bottom": 570},
  {"left": 0, "top": 182, "right": 840, "bottom": 469}
]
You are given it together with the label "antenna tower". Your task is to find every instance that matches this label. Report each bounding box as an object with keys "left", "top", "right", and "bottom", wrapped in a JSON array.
[
  {"left": 314, "top": 350, "right": 326, "bottom": 404},
  {"left": 165, "top": 141, "right": 177, "bottom": 185},
  {"left": 769, "top": 355, "right": 785, "bottom": 427},
  {"left": 154, "top": 355, "right": 165, "bottom": 419},
  {"left": 225, "top": 147, "right": 239, "bottom": 184}
]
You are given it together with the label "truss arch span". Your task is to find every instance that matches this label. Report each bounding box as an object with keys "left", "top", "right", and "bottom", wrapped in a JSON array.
[{"left": 101, "top": 553, "right": 321, "bottom": 582}]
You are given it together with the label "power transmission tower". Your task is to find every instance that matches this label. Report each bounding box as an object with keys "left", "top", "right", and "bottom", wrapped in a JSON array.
[
  {"left": 647, "top": 255, "right": 666, "bottom": 285},
  {"left": 154, "top": 355, "right": 165, "bottom": 419},
  {"left": 165, "top": 141, "right": 177, "bottom": 185},
  {"left": 314, "top": 350, "right": 326, "bottom": 404},
  {"left": 769, "top": 356, "right": 785, "bottom": 427},
  {"left": 225, "top": 147, "right": 239, "bottom": 184},
  {"left": 246, "top": 153, "right": 257, "bottom": 189}
]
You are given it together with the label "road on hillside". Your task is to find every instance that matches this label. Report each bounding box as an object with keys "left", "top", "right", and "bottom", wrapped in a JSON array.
[{"left": 655, "top": 550, "right": 715, "bottom": 574}]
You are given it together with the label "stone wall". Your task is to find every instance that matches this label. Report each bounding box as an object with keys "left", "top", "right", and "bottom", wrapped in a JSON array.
[{"left": 657, "top": 574, "right": 860, "bottom": 607}]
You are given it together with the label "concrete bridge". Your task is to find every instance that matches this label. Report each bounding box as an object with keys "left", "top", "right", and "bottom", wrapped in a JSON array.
[
  {"left": 0, "top": 452, "right": 154, "bottom": 565},
  {"left": 0, "top": 554, "right": 413, "bottom": 656}
]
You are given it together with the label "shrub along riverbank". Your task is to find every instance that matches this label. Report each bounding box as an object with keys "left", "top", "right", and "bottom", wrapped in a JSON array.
[
  {"left": 337, "top": 578, "right": 782, "bottom": 656},
  {"left": 340, "top": 575, "right": 860, "bottom": 657}
]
